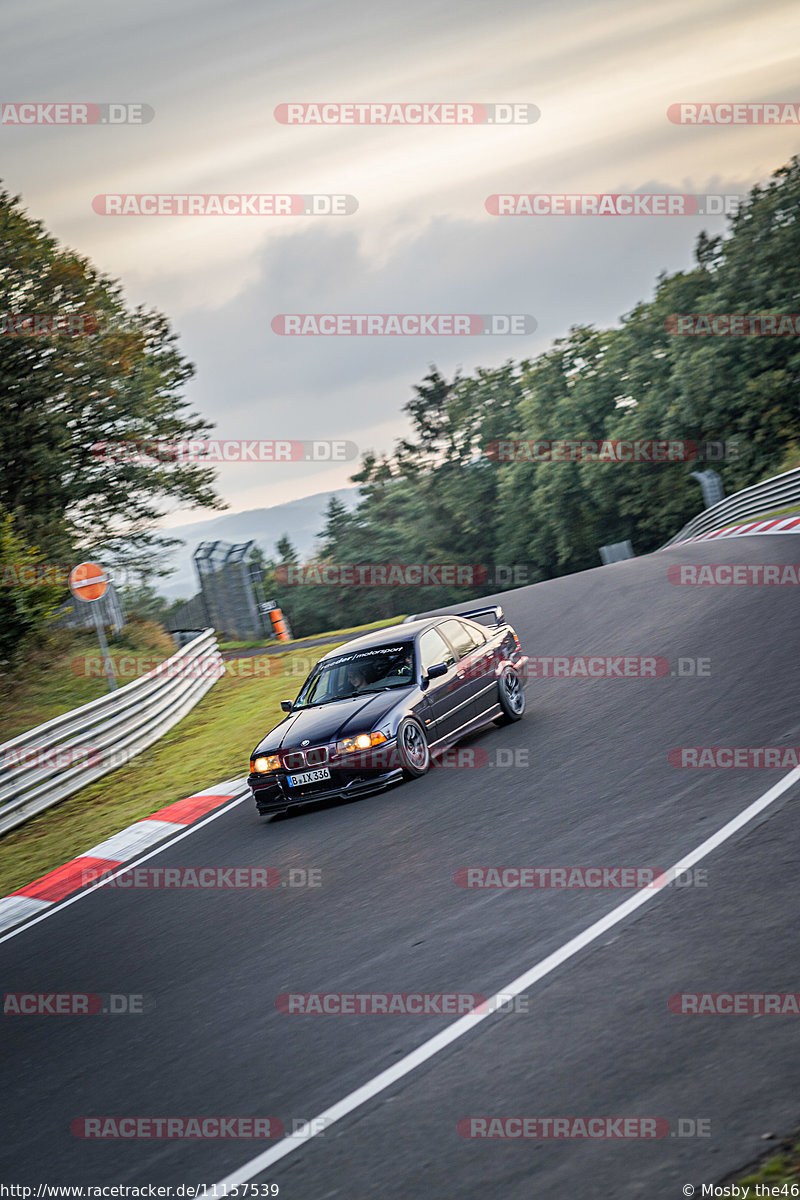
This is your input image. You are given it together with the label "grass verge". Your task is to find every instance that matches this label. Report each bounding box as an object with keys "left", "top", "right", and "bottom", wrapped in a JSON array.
[
  {"left": 0, "top": 621, "right": 176, "bottom": 743},
  {"left": 218, "top": 616, "right": 406, "bottom": 653},
  {"left": 0, "top": 614, "right": 406, "bottom": 896},
  {"left": 719, "top": 503, "right": 800, "bottom": 529},
  {"left": 722, "top": 1128, "right": 800, "bottom": 1191},
  {"left": 0, "top": 639, "right": 349, "bottom": 897}
]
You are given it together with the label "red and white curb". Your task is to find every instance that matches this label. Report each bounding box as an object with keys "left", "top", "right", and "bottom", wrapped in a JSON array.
[
  {"left": 0, "top": 778, "right": 247, "bottom": 934},
  {"left": 677, "top": 514, "right": 800, "bottom": 545}
]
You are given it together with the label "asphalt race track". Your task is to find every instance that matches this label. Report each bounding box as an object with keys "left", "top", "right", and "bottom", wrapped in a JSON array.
[{"left": 2, "top": 534, "right": 799, "bottom": 1199}]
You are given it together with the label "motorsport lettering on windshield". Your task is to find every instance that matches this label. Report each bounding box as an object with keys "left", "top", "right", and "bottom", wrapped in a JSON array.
[
  {"left": 327, "top": 645, "right": 408, "bottom": 665},
  {"left": 293, "top": 644, "right": 414, "bottom": 708}
]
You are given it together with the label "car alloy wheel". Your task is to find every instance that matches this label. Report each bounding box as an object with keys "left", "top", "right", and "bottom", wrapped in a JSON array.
[
  {"left": 495, "top": 666, "right": 525, "bottom": 723},
  {"left": 397, "top": 717, "right": 431, "bottom": 778}
]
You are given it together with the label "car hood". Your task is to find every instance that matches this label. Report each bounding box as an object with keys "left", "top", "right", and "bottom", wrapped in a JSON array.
[{"left": 253, "top": 689, "right": 410, "bottom": 754}]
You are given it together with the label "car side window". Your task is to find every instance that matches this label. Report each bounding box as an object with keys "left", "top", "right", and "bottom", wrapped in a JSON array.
[
  {"left": 439, "top": 619, "right": 478, "bottom": 660},
  {"left": 463, "top": 620, "right": 487, "bottom": 648},
  {"left": 419, "top": 628, "right": 456, "bottom": 671}
]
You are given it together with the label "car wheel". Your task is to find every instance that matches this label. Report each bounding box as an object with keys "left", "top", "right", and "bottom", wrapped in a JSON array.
[
  {"left": 494, "top": 666, "right": 525, "bottom": 724},
  {"left": 396, "top": 717, "right": 431, "bottom": 778}
]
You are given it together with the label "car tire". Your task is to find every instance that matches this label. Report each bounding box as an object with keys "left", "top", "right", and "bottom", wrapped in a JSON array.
[
  {"left": 396, "top": 717, "right": 431, "bottom": 778},
  {"left": 493, "top": 666, "right": 526, "bottom": 724}
]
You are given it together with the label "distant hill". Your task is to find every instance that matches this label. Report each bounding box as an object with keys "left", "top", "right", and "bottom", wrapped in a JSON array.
[{"left": 155, "top": 488, "right": 361, "bottom": 598}]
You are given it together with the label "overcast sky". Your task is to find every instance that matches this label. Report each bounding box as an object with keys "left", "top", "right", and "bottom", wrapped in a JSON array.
[{"left": 3, "top": 0, "right": 800, "bottom": 529}]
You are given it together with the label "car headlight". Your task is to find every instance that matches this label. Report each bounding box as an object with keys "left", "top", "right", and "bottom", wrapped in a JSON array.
[
  {"left": 251, "top": 754, "right": 281, "bottom": 773},
  {"left": 336, "top": 731, "right": 388, "bottom": 754}
]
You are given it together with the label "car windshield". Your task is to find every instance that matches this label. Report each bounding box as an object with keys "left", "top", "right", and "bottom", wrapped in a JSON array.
[{"left": 292, "top": 642, "right": 416, "bottom": 708}]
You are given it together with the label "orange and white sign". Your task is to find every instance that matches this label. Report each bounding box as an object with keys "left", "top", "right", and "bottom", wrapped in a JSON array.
[{"left": 68, "top": 562, "right": 109, "bottom": 602}]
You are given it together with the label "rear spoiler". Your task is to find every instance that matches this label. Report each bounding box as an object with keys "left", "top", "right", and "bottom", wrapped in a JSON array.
[
  {"left": 403, "top": 605, "right": 506, "bottom": 627},
  {"left": 456, "top": 605, "right": 505, "bottom": 626}
]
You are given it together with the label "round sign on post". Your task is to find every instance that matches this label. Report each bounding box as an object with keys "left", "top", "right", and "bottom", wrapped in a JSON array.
[
  {"left": 68, "top": 562, "right": 116, "bottom": 692},
  {"left": 68, "top": 562, "right": 110, "bottom": 603}
]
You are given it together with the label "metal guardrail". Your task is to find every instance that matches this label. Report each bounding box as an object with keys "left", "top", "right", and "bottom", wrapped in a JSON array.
[
  {"left": 662, "top": 466, "right": 800, "bottom": 547},
  {"left": 0, "top": 630, "right": 223, "bottom": 836}
]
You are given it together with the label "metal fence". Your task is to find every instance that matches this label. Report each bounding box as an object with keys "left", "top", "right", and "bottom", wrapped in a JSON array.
[
  {"left": 0, "top": 629, "right": 223, "bottom": 835},
  {"left": 166, "top": 541, "right": 267, "bottom": 640},
  {"left": 662, "top": 466, "right": 800, "bottom": 547},
  {"left": 194, "top": 541, "right": 264, "bottom": 640},
  {"left": 164, "top": 592, "right": 210, "bottom": 635},
  {"left": 599, "top": 540, "right": 635, "bottom": 565}
]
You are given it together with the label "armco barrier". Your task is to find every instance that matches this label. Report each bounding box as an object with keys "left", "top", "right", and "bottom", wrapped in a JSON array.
[
  {"left": 662, "top": 466, "right": 800, "bottom": 547},
  {"left": 0, "top": 630, "right": 223, "bottom": 835}
]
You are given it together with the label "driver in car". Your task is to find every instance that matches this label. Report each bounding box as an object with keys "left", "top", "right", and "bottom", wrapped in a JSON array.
[
  {"left": 397, "top": 649, "right": 414, "bottom": 677},
  {"left": 345, "top": 663, "right": 368, "bottom": 693}
]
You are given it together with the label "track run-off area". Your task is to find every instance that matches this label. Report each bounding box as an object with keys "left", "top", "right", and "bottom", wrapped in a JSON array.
[{"left": 2, "top": 532, "right": 799, "bottom": 1199}]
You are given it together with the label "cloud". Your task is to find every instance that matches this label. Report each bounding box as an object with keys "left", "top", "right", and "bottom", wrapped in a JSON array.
[{"left": 2, "top": 0, "right": 798, "bottom": 526}]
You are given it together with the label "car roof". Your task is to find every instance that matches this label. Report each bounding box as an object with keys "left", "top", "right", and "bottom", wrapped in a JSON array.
[{"left": 317, "top": 618, "right": 441, "bottom": 661}]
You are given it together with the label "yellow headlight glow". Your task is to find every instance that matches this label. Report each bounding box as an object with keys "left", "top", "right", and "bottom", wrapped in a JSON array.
[
  {"left": 251, "top": 754, "right": 281, "bottom": 773},
  {"left": 336, "top": 731, "right": 388, "bottom": 754}
]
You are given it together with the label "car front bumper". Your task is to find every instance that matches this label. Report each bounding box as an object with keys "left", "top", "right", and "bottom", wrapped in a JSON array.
[{"left": 249, "top": 742, "right": 404, "bottom": 814}]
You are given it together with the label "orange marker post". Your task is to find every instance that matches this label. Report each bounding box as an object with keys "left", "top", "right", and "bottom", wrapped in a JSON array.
[{"left": 68, "top": 562, "right": 117, "bottom": 691}]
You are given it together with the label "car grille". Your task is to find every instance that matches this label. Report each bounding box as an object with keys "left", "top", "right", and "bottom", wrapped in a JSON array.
[{"left": 282, "top": 746, "right": 329, "bottom": 770}]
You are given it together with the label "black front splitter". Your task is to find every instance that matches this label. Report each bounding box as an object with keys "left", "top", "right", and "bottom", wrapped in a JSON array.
[{"left": 252, "top": 768, "right": 406, "bottom": 815}]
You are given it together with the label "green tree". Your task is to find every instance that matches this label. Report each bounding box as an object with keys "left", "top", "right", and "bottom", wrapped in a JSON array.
[
  {"left": 0, "top": 186, "right": 226, "bottom": 575},
  {"left": 274, "top": 535, "right": 298, "bottom": 564},
  {"left": 228, "top": 154, "right": 800, "bottom": 633},
  {"left": 0, "top": 508, "right": 65, "bottom": 671}
]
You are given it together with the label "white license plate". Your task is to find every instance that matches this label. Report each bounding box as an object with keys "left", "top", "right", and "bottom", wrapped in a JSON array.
[{"left": 287, "top": 767, "right": 331, "bottom": 787}]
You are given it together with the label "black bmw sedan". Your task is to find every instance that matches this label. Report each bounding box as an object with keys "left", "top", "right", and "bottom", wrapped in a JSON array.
[{"left": 248, "top": 606, "right": 529, "bottom": 816}]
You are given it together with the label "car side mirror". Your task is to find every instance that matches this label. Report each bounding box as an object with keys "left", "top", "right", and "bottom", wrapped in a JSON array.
[
  {"left": 280, "top": 700, "right": 293, "bottom": 712},
  {"left": 426, "top": 662, "right": 448, "bottom": 680}
]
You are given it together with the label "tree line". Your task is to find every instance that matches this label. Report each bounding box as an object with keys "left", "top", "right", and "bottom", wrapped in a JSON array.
[
  {"left": 264, "top": 158, "right": 800, "bottom": 635},
  {"left": 2, "top": 158, "right": 799, "bottom": 658}
]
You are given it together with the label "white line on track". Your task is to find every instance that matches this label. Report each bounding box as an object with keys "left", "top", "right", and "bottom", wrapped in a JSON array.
[
  {"left": 0, "top": 789, "right": 251, "bottom": 947},
  {"left": 214, "top": 764, "right": 800, "bottom": 1187}
]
